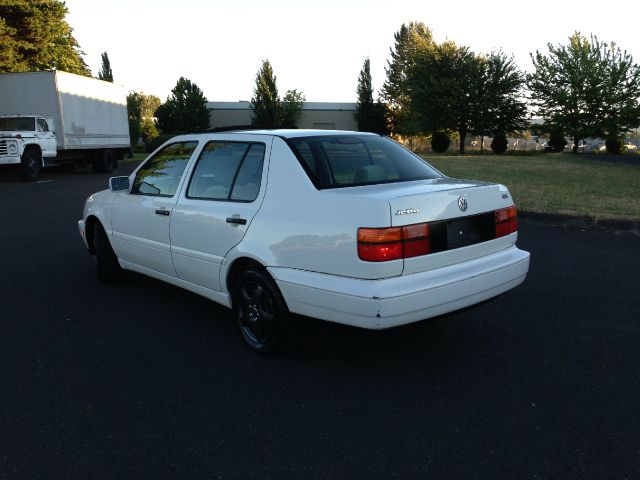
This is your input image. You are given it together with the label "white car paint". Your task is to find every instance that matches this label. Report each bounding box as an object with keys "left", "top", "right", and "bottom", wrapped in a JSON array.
[{"left": 79, "top": 130, "right": 530, "bottom": 329}]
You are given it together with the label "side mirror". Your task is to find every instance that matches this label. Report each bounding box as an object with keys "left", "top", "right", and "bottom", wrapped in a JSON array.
[{"left": 109, "top": 176, "right": 130, "bottom": 192}]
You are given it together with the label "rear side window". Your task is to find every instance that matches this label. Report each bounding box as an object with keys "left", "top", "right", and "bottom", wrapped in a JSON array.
[
  {"left": 287, "top": 135, "right": 442, "bottom": 189},
  {"left": 187, "top": 142, "right": 265, "bottom": 202},
  {"left": 132, "top": 141, "right": 198, "bottom": 196}
]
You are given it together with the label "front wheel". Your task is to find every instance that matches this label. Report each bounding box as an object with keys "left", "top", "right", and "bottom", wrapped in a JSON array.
[
  {"left": 21, "top": 149, "right": 42, "bottom": 181},
  {"left": 233, "top": 269, "right": 289, "bottom": 353}
]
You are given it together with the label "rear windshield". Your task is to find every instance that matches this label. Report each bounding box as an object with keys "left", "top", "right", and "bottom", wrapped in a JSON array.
[
  {"left": 0, "top": 117, "right": 35, "bottom": 131},
  {"left": 286, "top": 135, "right": 442, "bottom": 189}
]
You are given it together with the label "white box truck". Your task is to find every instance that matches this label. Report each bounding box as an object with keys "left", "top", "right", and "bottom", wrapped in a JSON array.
[{"left": 0, "top": 70, "right": 131, "bottom": 181}]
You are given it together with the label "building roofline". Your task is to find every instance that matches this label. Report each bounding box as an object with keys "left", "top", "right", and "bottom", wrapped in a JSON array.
[{"left": 207, "top": 101, "right": 357, "bottom": 111}]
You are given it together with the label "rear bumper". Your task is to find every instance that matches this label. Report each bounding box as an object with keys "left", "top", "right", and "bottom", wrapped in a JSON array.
[{"left": 268, "top": 246, "right": 530, "bottom": 329}]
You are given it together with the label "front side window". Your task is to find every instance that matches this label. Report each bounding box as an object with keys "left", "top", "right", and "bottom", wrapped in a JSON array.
[
  {"left": 287, "top": 135, "right": 442, "bottom": 189},
  {"left": 132, "top": 141, "right": 198, "bottom": 196},
  {"left": 187, "top": 142, "right": 265, "bottom": 202}
]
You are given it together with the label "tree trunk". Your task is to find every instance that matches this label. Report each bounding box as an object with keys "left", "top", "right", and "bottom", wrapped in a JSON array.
[
  {"left": 572, "top": 137, "right": 579, "bottom": 154},
  {"left": 480, "top": 135, "right": 484, "bottom": 154},
  {"left": 459, "top": 130, "right": 466, "bottom": 154}
]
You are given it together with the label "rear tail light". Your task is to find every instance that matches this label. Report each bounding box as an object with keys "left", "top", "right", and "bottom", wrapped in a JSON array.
[
  {"left": 495, "top": 206, "right": 518, "bottom": 238},
  {"left": 358, "top": 224, "right": 430, "bottom": 262}
]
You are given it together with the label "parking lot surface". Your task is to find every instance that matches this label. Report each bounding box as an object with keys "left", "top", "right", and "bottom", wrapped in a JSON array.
[{"left": 1, "top": 166, "right": 639, "bottom": 479}]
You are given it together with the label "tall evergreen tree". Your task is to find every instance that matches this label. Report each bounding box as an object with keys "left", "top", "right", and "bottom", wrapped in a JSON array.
[
  {"left": 0, "top": 0, "right": 90, "bottom": 75},
  {"left": 381, "top": 22, "right": 435, "bottom": 135},
  {"left": 98, "top": 51, "right": 113, "bottom": 82},
  {"left": 355, "top": 57, "right": 387, "bottom": 134},
  {"left": 529, "top": 32, "right": 640, "bottom": 153},
  {"left": 155, "top": 77, "right": 209, "bottom": 133},
  {"left": 251, "top": 60, "right": 281, "bottom": 128},
  {"left": 355, "top": 57, "right": 374, "bottom": 129}
]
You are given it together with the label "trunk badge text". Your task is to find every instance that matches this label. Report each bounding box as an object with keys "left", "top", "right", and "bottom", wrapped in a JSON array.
[
  {"left": 395, "top": 208, "right": 420, "bottom": 216},
  {"left": 458, "top": 197, "right": 468, "bottom": 212}
]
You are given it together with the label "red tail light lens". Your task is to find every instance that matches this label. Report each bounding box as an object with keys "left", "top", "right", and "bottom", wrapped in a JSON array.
[
  {"left": 402, "top": 223, "right": 430, "bottom": 258},
  {"left": 357, "top": 241, "right": 403, "bottom": 262},
  {"left": 495, "top": 206, "right": 518, "bottom": 238},
  {"left": 358, "top": 224, "right": 430, "bottom": 262}
]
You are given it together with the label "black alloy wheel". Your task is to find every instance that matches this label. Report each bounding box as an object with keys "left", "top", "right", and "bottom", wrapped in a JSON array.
[{"left": 233, "top": 269, "right": 289, "bottom": 353}]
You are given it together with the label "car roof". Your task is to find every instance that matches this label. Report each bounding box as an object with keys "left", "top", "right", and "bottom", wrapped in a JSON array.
[{"left": 180, "top": 129, "right": 381, "bottom": 139}]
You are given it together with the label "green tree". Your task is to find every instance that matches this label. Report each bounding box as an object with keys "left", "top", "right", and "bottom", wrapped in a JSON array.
[
  {"left": 529, "top": 32, "right": 640, "bottom": 153},
  {"left": 251, "top": 60, "right": 281, "bottom": 128},
  {"left": 408, "top": 41, "right": 484, "bottom": 153},
  {"left": 354, "top": 57, "right": 386, "bottom": 134},
  {"left": 140, "top": 94, "right": 161, "bottom": 118},
  {"left": 472, "top": 52, "right": 528, "bottom": 151},
  {"left": 250, "top": 60, "right": 305, "bottom": 128},
  {"left": 97, "top": 51, "right": 113, "bottom": 82},
  {"left": 155, "top": 77, "right": 209, "bottom": 133},
  {"left": 381, "top": 22, "right": 435, "bottom": 135},
  {"left": 126, "top": 92, "right": 143, "bottom": 146},
  {"left": 281, "top": 89, "right": 305, "bottom": 128},
  {"left": 355, "top": 57, "right": 374, "bottom": 128},
  {"left": 140, "top": 118, "right": 159, "bottom": 146},
  {"left": 0, "top": 0, "right": 90, "bottom": 75},
  {"left": 408, "top": 41, "right": 528, "bottom": 153}
]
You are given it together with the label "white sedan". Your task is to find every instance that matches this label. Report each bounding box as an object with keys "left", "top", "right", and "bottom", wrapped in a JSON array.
[{"left": 79, "top": 130, "right": 530, "bottom": 352}]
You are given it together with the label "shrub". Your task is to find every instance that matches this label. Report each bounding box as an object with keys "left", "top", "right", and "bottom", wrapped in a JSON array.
[
  {"left": 430, "top": 131, "right": 450, "bottom": 153},
  {"left": 145, "top": 134, "right": 175, "bottom": 153},
  {"left": 547, "top": 127, "right": 567, "bottom": 152},
  {"left": 491, "top": 132, "right": 508, "bottom": 154},
  {"left": 605, "top": 135, "right": 623, "bottom": 154}
]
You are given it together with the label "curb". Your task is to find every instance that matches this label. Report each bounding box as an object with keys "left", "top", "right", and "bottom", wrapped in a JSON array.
[{"left": 519, "top": 211, "right": 640, "bottom": 235}]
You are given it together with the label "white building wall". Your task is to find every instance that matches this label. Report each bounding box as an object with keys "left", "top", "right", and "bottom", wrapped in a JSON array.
[{"left": 208, "top": 101, "right": 358, "bottom": 131}]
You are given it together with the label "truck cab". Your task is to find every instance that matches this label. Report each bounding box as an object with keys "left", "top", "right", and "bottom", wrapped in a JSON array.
[{"left": 0, "top": 115, "right": 57, "bottom": 180}]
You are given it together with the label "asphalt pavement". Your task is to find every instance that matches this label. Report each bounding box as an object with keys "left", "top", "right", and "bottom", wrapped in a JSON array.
[{"left": 1, "top": 165, "right": 639, "bottom": 479}]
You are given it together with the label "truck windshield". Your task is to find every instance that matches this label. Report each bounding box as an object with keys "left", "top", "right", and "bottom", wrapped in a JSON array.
[
  {"left": 286, "top": 135, "right": 443, "bottom": 189},
  {"left": 0, "top": 117, "right": 36, "bottom": 131}
]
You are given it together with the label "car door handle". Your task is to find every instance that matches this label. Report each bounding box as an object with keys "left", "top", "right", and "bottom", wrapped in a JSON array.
[
  {"left": 226, "top": 217, "right": 247, "bottom": 225},
  {"left": 155, "top": 209, "right": 170, "bottom": 216}
]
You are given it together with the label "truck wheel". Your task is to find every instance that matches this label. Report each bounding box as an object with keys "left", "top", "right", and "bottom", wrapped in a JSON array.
[
  {"left": 21, "top": 149, "right": 42, "bottom": 181},
  {"left": 93, "top": 149, "right": 115, "bottom": 173},
  {"left": 233, "top": 269, "right": 290, "bottom": 353},
  {"left": 94, "top": 222, "right": 122, "bottom": 282}
]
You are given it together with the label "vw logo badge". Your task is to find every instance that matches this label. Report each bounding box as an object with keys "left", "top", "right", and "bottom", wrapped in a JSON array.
[{"left": 458, "top": 197, "right": 468, "bottom": 212}]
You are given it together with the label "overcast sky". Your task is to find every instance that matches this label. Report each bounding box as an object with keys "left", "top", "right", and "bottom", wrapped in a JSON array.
[{"left": 65, "top": 0, "right": 640, "bottom": 103}]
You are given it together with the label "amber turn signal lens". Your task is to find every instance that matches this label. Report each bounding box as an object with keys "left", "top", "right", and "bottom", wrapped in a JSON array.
[{"left": 358, "top": 227, "right": 403, "bottom": 243}]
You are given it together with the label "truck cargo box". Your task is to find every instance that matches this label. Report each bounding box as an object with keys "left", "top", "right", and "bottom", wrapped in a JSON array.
[{"left": 0, "top": 71, "right": 129, "bottom": 150}]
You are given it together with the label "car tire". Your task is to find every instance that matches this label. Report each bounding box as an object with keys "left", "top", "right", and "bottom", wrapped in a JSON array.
[
  {"left": 233, "top": 269, "right": 290, "bottom": 353},
  {"left": 93, "top": 149, "right": 115, "bottom": 173},
  {"left": 20, "top": 149, "right": 42, "bottom": 181},
  {"left": 94, "top": 222, "right": 122, "bottom": 282}
]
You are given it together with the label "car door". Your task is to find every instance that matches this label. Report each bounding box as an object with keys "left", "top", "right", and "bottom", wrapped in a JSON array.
[
  {"left": 36, "top": 118, "right": 57, "bottom": 158},
  {"left": 110, "top": 140, "right": 199, "bottom": 277},
  {"left": 170, "top": 137, "right": 271, "bottom": 292}
]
